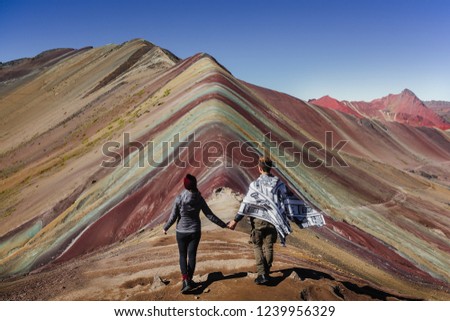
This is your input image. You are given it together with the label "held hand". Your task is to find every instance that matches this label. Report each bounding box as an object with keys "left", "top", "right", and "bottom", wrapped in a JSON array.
[{"left": 227, "top": 220, "right": 237, "bottom": 230}]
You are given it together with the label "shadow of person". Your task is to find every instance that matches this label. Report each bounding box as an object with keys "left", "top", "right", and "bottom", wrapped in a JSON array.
[
  {"left": 185, "top": 271, "right": 247, "bottom": 295},
  {"left": 183, "top": 267, "right": 418, "bottom": 300},
  {"left": 266, "top": 267, "right": 420, "bottom": 300},
  {"left": 184, "top": 268, "right": 333, "bottom": 293},
  {"left": 278, "top": 267, "right": 335, "bottom": 281},
  {"left": 262, "top": 267, "right": 335, "bottom": 287}
]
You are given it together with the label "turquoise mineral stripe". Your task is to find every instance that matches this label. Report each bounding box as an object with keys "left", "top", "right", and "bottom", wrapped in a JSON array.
[{"left": 0, "top": 221, "right": 42, "bottom": 260}]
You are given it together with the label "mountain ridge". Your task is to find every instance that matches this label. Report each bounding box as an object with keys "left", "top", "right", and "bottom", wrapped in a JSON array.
[{"left": 310, "top": 89, "right": 450, "bottom": 130}]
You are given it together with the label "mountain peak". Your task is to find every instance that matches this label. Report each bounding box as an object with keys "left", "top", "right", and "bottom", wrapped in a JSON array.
[
  {"left": 375, "top": 90, "right": 450, "bottom": 129},
  {"left": 401, "top": 88, "right": 417, "bottom": 97},
  {"left": 310, "top": 95, "right": 361, "bottom": 117},
  {"left": 391, "top": 88, "right": 422, "bottom": 106}
]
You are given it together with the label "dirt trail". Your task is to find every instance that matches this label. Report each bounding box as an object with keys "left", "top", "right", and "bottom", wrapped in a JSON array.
[{"left": 0, "top": 189, "right": 439, "bottom": 301}]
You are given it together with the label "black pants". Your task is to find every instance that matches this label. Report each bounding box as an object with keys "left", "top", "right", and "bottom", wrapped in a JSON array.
[{"left": 176, "top": 231, "right": 201, "bottom": 278}]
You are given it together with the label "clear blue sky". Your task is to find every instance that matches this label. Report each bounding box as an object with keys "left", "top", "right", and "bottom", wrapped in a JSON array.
[{"left": 1, "top": 0, "right": 449, "bottom": 101}]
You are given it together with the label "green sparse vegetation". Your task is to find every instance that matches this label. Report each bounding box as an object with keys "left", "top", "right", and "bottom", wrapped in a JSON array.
[
  {"left": 0, "top": 188, "right": 16, "bottom": 204},
  {"left": 0, "top": 188, "right": 19, "bottom": 220},
  {"left": 0, "top": 162, "right": 25, "bottom": 180},
  {"left": 162, "top": 88, "right": 171, "bottom": 97},
  {"left": 1, "top": 206, "right": 15, "bottom": 219}
]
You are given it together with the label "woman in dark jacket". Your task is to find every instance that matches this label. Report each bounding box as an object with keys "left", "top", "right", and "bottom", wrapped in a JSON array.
[{"left": 163, "top": 174, "right": 228, "bottom": 293}]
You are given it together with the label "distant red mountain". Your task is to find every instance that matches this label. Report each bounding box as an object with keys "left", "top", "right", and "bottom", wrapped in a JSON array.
[
  {"left": 308, "top": 95, "right": 361, "bottom": 117},
  {"left": 425, "top": 100, "right": 450, "bottom": 124},
  {"left": 310, "top": 89, "right": 450, "bottom": 130},
  {"left": 425, "top": 100, "right": 450, "bottom": 109}
]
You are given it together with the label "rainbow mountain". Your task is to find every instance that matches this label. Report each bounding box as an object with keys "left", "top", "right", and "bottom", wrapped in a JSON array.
[{"left": 0, "top": 39, "right": 449, "bottom": 300}]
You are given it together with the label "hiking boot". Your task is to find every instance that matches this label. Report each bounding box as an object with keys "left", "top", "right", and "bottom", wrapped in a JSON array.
[
  {"left": 188, "top": 279, "right": 198, "bottom": 288},
  {"left": 180, "top": 280, "right": 192, "bottom": 293},
  {"left": 254, "top": 274, "right": 269, "bottom": 285}
]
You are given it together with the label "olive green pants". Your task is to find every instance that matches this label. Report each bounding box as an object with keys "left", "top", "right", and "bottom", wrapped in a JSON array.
[{"left": 252, "top": 225, "right": 278, "bottom": 276}]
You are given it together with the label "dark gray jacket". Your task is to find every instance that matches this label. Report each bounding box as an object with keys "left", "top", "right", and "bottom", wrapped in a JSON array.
[{"left": 164, "top": 190, "right": 227, "bottom": 233}]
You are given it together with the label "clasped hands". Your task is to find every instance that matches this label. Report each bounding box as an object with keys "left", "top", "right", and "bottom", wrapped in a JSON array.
[
  {"left": 163, "top": 219, "right": 238, "bottom": 235},
  {"left": 226, "top": 220, "right": 237, "bottom": 230}
]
